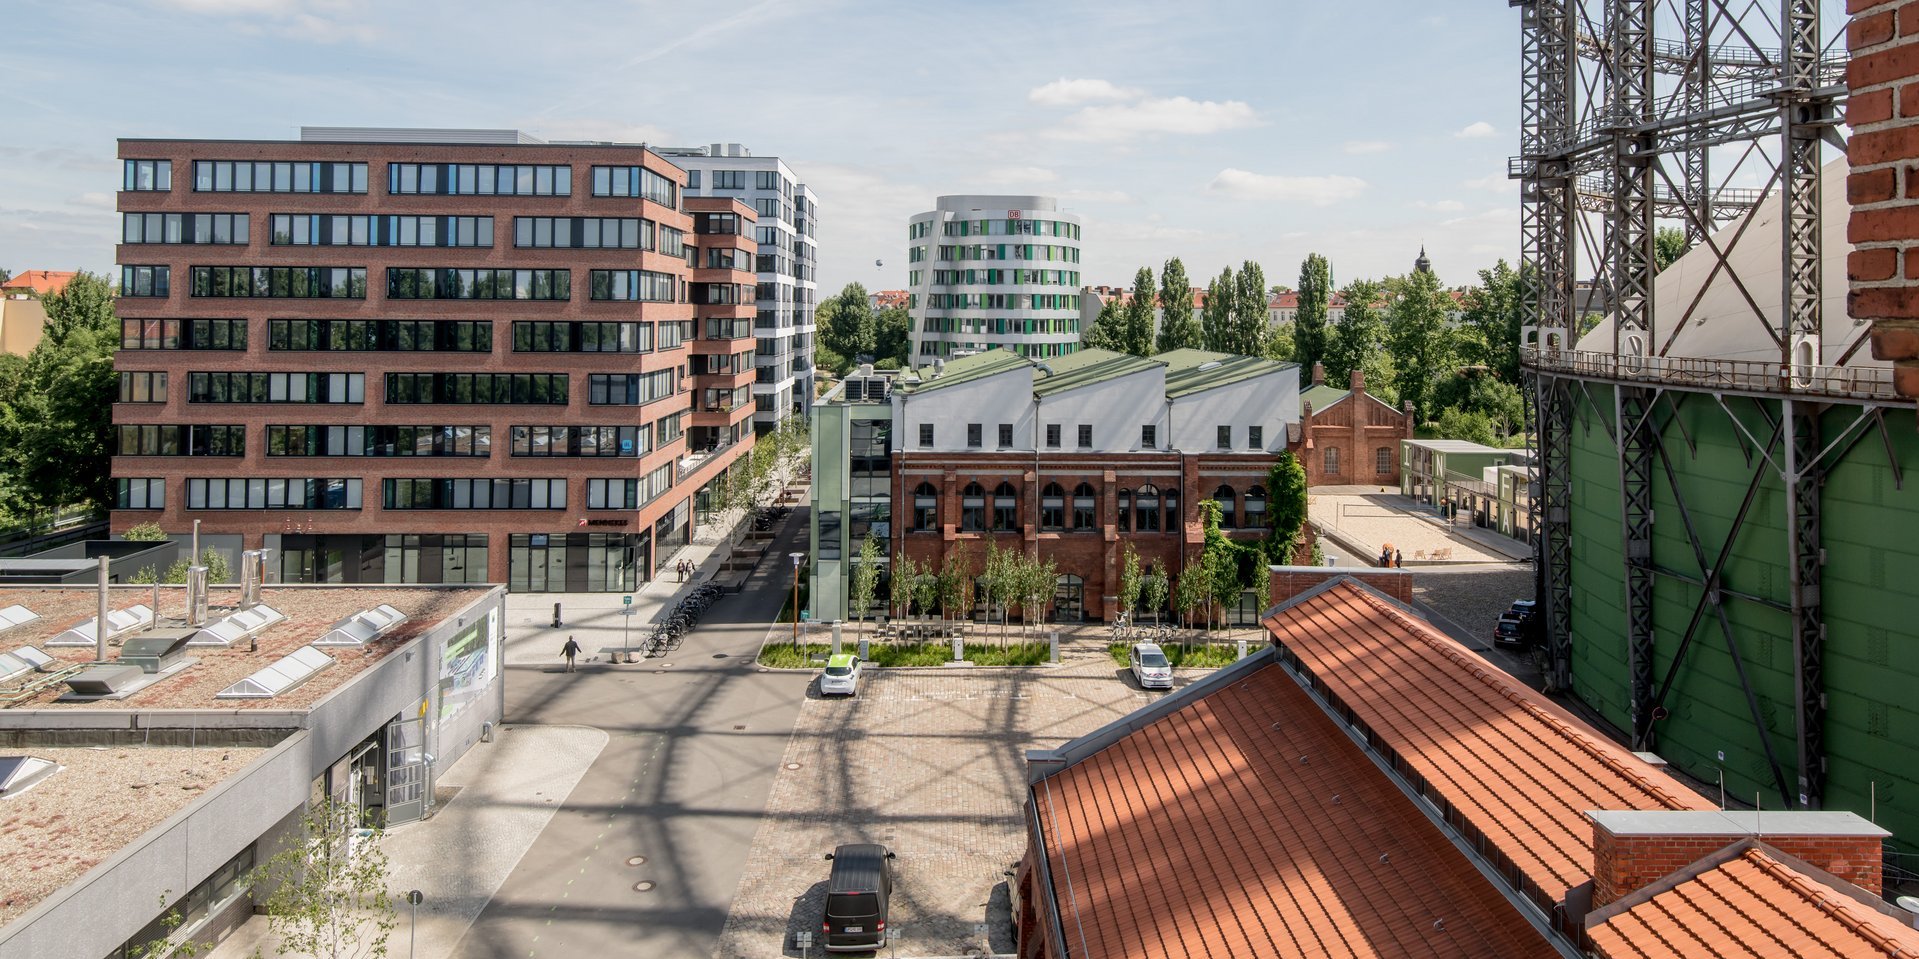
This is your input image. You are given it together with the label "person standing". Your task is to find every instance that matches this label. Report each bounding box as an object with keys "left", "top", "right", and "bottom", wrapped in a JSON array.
[
  {"left": 561, "top": 635, "right": 582, "bottom": 672},
  {"left": 1393, "top": 549, "right": 1403, "bottom": 569}
]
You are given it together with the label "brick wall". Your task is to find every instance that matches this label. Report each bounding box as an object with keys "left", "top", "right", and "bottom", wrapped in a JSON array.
[
  {"left": 1268, "top": 566, "right": 1413, "bottom": 606},
  {"left": 1592, "top": 823, "right": 1884, "bottom": 906},
  {"left": 1300, "top": 370, "right": 1414, "bottom": 487},
  {"left": 1849, "top": 0, "right": 1919, "bottom": 395}
]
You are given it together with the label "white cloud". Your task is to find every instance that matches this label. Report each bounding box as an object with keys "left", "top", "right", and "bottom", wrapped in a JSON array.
[
  {"left": 980, "top": 165, "right": 1059, "bottom": 186},
  {"left": 1455, "top": 121, "right": 1497, "bottom": 139},
  {"left": 1343, "top": 140, "right": 1392, "bottom": 155},
  {"left": 1461, "top": 173, "right": 1510, "bottom": 192},
  {"left": 1052, "top": 96, "right": 1259, "bottom": 142},
  {"left": 1206, "top": 169, "right": 1366, "bottom": 206},
  {"left": 1415, "top": 199, "right": 1466, "bottom": 212},
  {"left": 1027, "top": 78, "right": 1142, "bottom": 107}
]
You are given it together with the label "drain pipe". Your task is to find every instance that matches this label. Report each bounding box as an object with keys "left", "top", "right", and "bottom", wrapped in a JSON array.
[{"left": 95, "top": 555, "right": 110, "bottom": 663}]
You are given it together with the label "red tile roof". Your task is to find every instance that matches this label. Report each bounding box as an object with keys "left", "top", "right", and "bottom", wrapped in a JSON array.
[
  {"left": 0, "top": 270, "right": 76, "bottom": 296},
  {"left": 870, "top": 289, "right": 909, "bottom": 309},
  {"left": 1030, "top": 663, "right": 1560, "bottom": 959},
  {"left": 1263, "top": 580, "right": 1715, "bottom": 904},
  {"left": 1587, "top": 844, "right": 1919, "bottom": 959}
]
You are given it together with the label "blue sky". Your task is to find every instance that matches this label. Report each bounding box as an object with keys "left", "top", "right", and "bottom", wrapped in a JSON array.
[{"left": 0, "top": 0, "right": 1530, "bottom": 294}]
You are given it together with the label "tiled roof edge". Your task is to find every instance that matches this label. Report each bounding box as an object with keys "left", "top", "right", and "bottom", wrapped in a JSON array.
[
  {"left": 1744, "top": 844, "right": 1919, "bottom": 955},
  {"left": 1583, "top": 836, "right": 1757, "bottom": 927},
  {"left": 1030, "top": 645, "right": 1280, "bottom": 779},
  {"left": 1023, "top": 792, "right": 1082, "bottom": 958},
  {"left": 1340, "top": 584, "right": 1704, "bottom": 812}
]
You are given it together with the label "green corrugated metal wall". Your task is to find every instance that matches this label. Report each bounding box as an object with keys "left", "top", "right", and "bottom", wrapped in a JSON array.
[{"left": 1566, "top": 383, "right": 1919, "bottom": 851}]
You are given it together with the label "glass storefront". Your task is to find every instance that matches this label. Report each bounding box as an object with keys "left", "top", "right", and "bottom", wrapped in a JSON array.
[
  {"left": 508, "top": 532, "right": 646, "bottom": 592},
  {"left": 279, "top": 533, "right": 488, "bottom": 584},
  {"left": 653, "top": 500, "right": 690, "bottom": 576}
]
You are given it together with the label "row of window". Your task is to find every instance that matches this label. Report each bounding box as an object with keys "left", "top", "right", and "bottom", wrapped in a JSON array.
[
  {"left": 388, "top": 163, "right": 570, "bottom": 197},
  {"left": 266, "top": 425, "right": 490, "bottom": 457},
  {"left": 587, "top": 370, "right": 675, "bottom": 406},
  {"left": 937, "top": 218, "right": 1080, "bottom": 239},
  {"left": 590, "top": 269, "right": 678, "bottom": 302},
  {"left": 915, "top": 316, "right": 1080, "bottom": 337},
  {"left": 591, "top": 165, "right": 677, "bottom": 206},
  {"left": 384, "top": 478, "right": 567, "bottom": 509},
  {"left": 121, "top": 318, "right": 700, "bottom": 353},
  {"left": 268, "top": 318, "right": 491, "bottom": 352},
  {"left": 189, "top": 266, "right": 368, "bottom": 299},
  {"left": 113, "top": 422, "right": 693, "bottom": 458},
  {"left": 933, "top": 243, "right": 1081, "bottom": 263},
  {"left": 114, "top": 424, "right": 244, "bottom": 456},
  {"left": 120, "top": 317, "right": 247, "bottom": 350},
  {"left": 927, "top": 269, "right": 1080, "bottom": 287},
  {"left": 1321, "top": 446, "right": 1396, "bottom": 476},
  {"left": 695, "top": 169, "right": 790, "bottom": 194},
  {"left": 272, "top": 214, "right": 493, "bottom": 247},
  {"left": 184, "top": 371, "right": 367, "bottom": 404},
  {"left": 515, "top": 216, "right": 650, "bottom": 249},
  {"left": 385, "top": 372, "right": 568, "bottom": 405},
  {"left": 387, "top": 267, "right": 570, "bottom": 300},
  {"left": 929, "top": 423, "right": 1264, "bottom": 451},
  {"left": 194, "top": 160, "right": 368, "bottom": 194},
  {"left": 121, "top": 370, "right": 693, "bottom": 406},
  {"left": 122, "top": 264, "right": 706, "bottom": 303},
  {"left": 122, "top": 212, "right": 248, "bottom": 245},
  {"left": 124, "top": 159, "right": 688, "bottom": 206},
  {"left": 918, "top": 293, "right": 1082, "bottom": 311},
  {"left": 909, "top": 482, "right": 1270, "bottom": 533}
]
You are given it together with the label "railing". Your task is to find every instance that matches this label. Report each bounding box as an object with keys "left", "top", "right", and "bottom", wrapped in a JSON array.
[{"left": 1522, "top": 347, "right": 1896, "bottom": 400}]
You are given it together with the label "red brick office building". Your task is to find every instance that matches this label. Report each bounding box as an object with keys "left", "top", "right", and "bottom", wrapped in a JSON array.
[{"left": 111, "top": 128, "right": 756, "bottom": 590}]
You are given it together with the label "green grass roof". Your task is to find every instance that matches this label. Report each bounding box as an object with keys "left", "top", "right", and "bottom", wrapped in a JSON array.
[
  {"left": 1300, "top": 384, "right": 1350, "bottom": 412},
  {"left": 1157, "top": 348, "right": 1295, "bottom": 398}
]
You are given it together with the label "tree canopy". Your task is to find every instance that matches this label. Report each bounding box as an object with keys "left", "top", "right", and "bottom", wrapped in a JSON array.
[
  {"left": 0, "top": 271, "right": 119, "bottom": 517},
  {"left": 1293, "top": 253, "right": 1331, "bottom": 373},
  {"left": 1154, "top": 257, "right": 1198, "bottom": 352}
]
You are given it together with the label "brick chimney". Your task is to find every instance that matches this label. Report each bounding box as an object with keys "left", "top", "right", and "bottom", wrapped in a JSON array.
[
  {"left": 1848, "top": 1, "right": 1919, "bottom": 397},
  {"left": 1349, "top": 367, "right": 1364, "bottom": 392},
  {"left": 1588, "top": 810, "right": 1890, "bottom": 907},
  {"left": 1311, "top": 360, "right": 1325, "bottom": 386}
]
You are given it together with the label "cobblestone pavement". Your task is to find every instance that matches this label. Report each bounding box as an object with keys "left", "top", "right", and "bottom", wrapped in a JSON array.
[
  {"left": 1309, "top": 487, "right": 1529, "bottom": 565},
  {"left": 1412, "top": 563, "right": 1544, "bottom": 686},
  {"left": 713, "top": 637, "right": 1177, "bottom": 959}
]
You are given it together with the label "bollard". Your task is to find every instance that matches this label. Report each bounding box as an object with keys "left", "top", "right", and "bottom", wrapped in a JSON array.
[
  {"left": 951, "top": 635, "right": 964, "bottom": 662},
  {"left": 552, "top": 602, "right": 562, "bottom": 628},
  {"left": 858, "top": 637, "right": 870, "bottom": 661},
  {"left": 1237, "top": 638, "right": 1249, "bottom": 660},
  {"left": 1049, "top": 630, "right": 1059, "bottom": 664}
]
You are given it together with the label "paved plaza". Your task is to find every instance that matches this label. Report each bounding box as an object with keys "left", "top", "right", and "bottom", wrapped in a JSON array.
[{"left": 1308, "top": 485, "right": 1529, "bottom": 566}]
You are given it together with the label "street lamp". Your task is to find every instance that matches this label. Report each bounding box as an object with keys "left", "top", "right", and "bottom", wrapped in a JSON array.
[
  {"left": 406, "top": 890, "right": 423, "bottom": 958},
  {"left": 790, "top": 551, "right": 806, "bottom": 650}
]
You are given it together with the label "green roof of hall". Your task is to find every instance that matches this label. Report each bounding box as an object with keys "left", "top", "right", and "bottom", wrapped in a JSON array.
[
  {"left": 895, "top": 348, "right": 1031, "bottom": 394},
  {"left": 1300, "top": 383, "right": 1351, "bottom": 412},
  {"left": 1031, "top": 348, "right": 1163, "bottom": 397},
  {"left": 1157, "top": 348, "right": 1297, "bottom": 398}
]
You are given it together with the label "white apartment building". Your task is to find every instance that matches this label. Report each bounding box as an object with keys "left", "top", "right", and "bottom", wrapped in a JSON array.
[
  {"left": 907, "top": 195, "right": 1083, "bottom": 360},
  {"left": 662, "top": 143, "right": 819, "bottom": 433}
]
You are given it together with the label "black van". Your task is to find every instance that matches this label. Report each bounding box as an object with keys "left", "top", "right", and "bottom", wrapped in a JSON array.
[{"left": 822, "top": 843, "right": 894, "bottom": 952}]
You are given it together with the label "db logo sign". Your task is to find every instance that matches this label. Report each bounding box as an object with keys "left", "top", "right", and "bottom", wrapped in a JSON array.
[{"left": 1008, "top": 210, "right": 1021, "bottom": 219}]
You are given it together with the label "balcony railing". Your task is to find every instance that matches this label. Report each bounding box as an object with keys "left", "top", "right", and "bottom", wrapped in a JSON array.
[{"left": 1521, "top": 347, "right": 1895, "bottom": 400}]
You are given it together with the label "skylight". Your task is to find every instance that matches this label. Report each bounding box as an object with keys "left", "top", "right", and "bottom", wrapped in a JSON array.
[
  {"left": 313, "top": 605, "right": 407, "bottom": 647},
  {"left": 0, "top": 756, "right": 59, "bottom": 797},
  {"left": 215, "top": 646, "right": 334, "bottom": 699},
  {"left": 187, "top": 604, "right": 286, "bottom": 647},
  {"left": 44, "top": 604, "right": 155, "bottom": 647},
  {"left": 0, "top": 605, "right": 40, "bottom": 635},
  {"left": 0, "top": 646, "right": 53, "bottom": 684}
]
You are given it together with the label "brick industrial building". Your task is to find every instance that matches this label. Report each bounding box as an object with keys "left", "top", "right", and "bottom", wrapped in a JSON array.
[{"left": 111, "top": 128, "right": 757, "bottom": 590}]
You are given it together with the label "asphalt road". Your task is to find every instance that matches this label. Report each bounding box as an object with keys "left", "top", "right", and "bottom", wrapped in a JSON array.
[{"left": 451, "top": 510, "right": 813, "bottom": 959}]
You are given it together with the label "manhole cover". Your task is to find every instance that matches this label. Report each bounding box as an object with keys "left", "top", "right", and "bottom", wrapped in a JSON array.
[
  {"left": 634, "top": 880, "right": 656, "bottom": 892},
  {"left": 627, "top": 856, "right": 647, "bottom": 866},
  {"left": 712, "top": 653, "right": 728, "bottom": 659},
  {"left": 733, "top": 725, "right": 747, "bottom": 730},
  {"left": 785, "top": 762, "right": 803, "bottom": 770}
]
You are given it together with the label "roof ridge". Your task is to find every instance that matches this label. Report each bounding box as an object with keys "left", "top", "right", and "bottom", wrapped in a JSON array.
[
  {"left": 1338, "top": 583, "right": 1702, "bottom": 812},
  {"left": 1745, "top": 846, "right": 1912, "bottom": 955}
]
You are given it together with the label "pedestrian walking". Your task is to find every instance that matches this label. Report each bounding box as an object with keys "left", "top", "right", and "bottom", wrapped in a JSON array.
[
  {"left": 1393, "top": 549, "right": 1403, "bottom": 569},
  {"left": 561, "top": 635, "right": 582, "bottom": 672}
]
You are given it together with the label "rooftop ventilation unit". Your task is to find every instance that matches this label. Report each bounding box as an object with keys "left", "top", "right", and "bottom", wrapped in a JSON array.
[
  {"left": 0, "top": 756, "right": 59, "bottom": 797},
  {"left": 216, "top": 646, "right": 333, "bottom": 699},
  {"left": 1197, "top": 360, "right": 1224, "bottom": 371},
  {"left": 118, "top": 630, "right": 196, "bottom": 674},
  {"left": 44, "top": 604, "right": 155, "bottom": 647},
  {"left": 0, "top": 605, "right": 40, "bottom": 636},
  {"left": 0, "top": 646, "right": 55, "bottom": 684},
  {"left": 313, "top": 605, "right": 407, "bottom": 648},
  {"left": 64, "top": 664, "right": 146, "bottom": 696},
  {"left": 187, "top": 605, "right": 286, "bottom": 648}
]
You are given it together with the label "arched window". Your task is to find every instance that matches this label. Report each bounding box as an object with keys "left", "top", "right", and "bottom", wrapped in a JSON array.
[
  {"left": 1072, "top": 482, "right": 1097, "bottom": 530},
  {"left": 1244, "top": 485, "right": 1267, "bottom": 530},
  {"left": 1136, "top": 483, "right": 1161, "bottom": 532},
  {"left": 1324, "top": 447, "right": 1341, "bottom": 475},
  {"left": 1214, "top": 485, "right": 1237, "bottom": 529},
  {"left": 1116, "top": 488, "right": 1132, "bottom": 532},
  {"left": 1054, "top": 573, "right": 1084, "bottom": 623},
  {"left": 913, "top": 482, "right": 938, "bottom": 531},
  {"left": 1041, "top": 482, "right": 1065, "bottom": 530},
  {"left": 992, "top": 481, "right": 1018, "bottom": 531},
  {"left": 961, "top": 482, "right": 985, "bottom": 531}
]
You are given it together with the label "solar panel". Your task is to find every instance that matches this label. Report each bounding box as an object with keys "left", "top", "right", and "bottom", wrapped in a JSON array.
[
  {"left": 216, "top": 645, "right": 334, "bottom": 699},
  {"left": 0, "top": 605, "right": 40, "bottom": 634},
  {"left": 313, "top": 605, "right": 408, "bottom": 647}
]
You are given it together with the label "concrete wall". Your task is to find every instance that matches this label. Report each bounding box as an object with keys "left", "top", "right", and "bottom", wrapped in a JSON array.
[
  {"left": 1168, "top": 367, "right": 1299, "bottom": 453},
  {"left": 0, "top": 585, "right": 507, "bottom": 959},
  {"left": 1036, "top": 366, "right": 1165, "bottom": 453},
  {"left": 894, "top": 368, "right": 1038, "bottom": 453}
]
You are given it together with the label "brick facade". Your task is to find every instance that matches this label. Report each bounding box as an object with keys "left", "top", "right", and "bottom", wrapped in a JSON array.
[
  {"left": 1267, "top": 566, "right": 1413, "bottom": 607},
  {"left": 1300, "top": 363, "right": 1414, "bottom": 487},
  {"left": 889, "top": 450, "right": 1307, "bottom": 623},
  {"left": 1849, "top": 0, "right": 1919, "bottom": 395},
  {"left": 1592, "top": 819, "right": 1885, "bottom": 907}
]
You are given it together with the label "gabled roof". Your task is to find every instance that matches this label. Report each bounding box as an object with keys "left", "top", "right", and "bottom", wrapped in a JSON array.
[
  {"left": 1156, "top": 348, "right": 1294, "bottom": 398},
  {"left": 1300, "top": 383, "right": 1349, "bottom": 412},
  {"left": 0, "top": 271, "right": 76, "bottom": 296},
  {"left": 1587, "top": 843, "right": 1919, "bottom": 959},
  {"left": 1263, "top": 579, "right": 1713, "bottom": 904},
  {"left": 1030, "top": 348, "right": 1161, "bottom": 397},
  {"left": 895, "top": 347, "right": 1030, "bottom": 394},
  {"left": 1029, "top": 656, "right": 1560, "bottom": 959}
]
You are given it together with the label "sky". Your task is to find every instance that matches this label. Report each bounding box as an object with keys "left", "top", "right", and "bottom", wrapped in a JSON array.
[{"left": 0, "top": 0, "right": 1534, "bottom": 295}]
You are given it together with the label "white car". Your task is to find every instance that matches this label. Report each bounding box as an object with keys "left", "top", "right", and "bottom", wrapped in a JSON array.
[
  {"left": 1128, "top": 643, "right": 1173, "bottom": 690},
  {"left": 820, "top": 653, "right": 862, "bottom": 696}
]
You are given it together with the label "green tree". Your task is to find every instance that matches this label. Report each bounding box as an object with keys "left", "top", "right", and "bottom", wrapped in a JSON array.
[
  {"left": 873, "top": 306, "right": 912, "bottom": 366},
  {"left": 1429, "top": 408, "right": 1499, "bottom": 447},
  {"left": 889, "top": 551, "right": 918, "bottom": 621},
  {"left": 1654, "top": 226, "right": 1687, "bottom": 273},
  {"left": 937, "top": 543, "right": 971, "bottom": 626},
  {"left": 1265, "top": 451, "right": 1309, "bottom": 564},
  {"left": 820, "top": 282, "right": 875, "bottom": 360},
  {"left": 124, "top": 522, "right": 168, "bottom": 542},
  {"left": 1117, "top": 543, "right": 1143, "bottom": 623},
  {"left": 1261, "top": 321, "right": 1295, "bottom": 363},
  {"left": 1115, "top": 267, "right": 1157, "bottom": 356},
  {"left": 1385, "top": 267, "right": 1458, "bottom": 422},
  {"left": 1457, "top": 260, "right": 1528, "bottom": 383},
  {"left": 850, "top": 536, "right": 881, "bottom": 635},
  {"left": 1429, "top": 366, "right": 1525, "bottom": 438},
  {"left": 1323, "top": 279, "right": 1382, "bottom": 387},
  {"left": 1140, "top": 558, "right": 1170, "bottom": 626},
  {"left": 1174, "top": 557, "right": 1209, "bottom": 631},
  {"left": 1201, "top": 267, "right": 1235, "bottom": 352},
  {"left": 980, "top": 541, "right": 1016, "bottom": 640},
  {"left": 1082, "top": 298, "right": 1125, "bottom": 351},
  {"left": 1228, "top": 261, "right": 1269, "bottom": 356},
  {"left": 1294, "top": 253, "right": 1332, "bottom": 373},
  {"left": 250, "top": 799, "right": 398, "bottom": 959},
  {"left": 0, "top": 271, "right": 119, "bottom": 516},
  {"left": 1154, "top": 257, "right": 1198, "bottom": 352}
]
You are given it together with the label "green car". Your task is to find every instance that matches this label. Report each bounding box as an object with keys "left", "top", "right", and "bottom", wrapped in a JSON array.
[{"left": 819, "top": 653, "right": 862, "bottom": 696}]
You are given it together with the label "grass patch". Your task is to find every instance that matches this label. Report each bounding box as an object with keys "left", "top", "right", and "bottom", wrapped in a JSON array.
[
  {"left": 1106, "top": 642, "right": 1242, "bottom": 668},
  {"left": 757, "top": 640, "right": 1054, "bottom": 668}
]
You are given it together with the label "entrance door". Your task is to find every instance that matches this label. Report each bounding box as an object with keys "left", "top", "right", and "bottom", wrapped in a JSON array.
[
  {"left": 1053, "top": 575, "right": 1084, "bottom": 623},
  {"left": 384, "top": 716, "right": 427, "bottom": 826}
]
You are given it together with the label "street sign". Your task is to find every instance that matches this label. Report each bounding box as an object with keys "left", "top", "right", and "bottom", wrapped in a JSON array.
[{"left": 623, "top": 595, "right": 633, "bottom": 606}]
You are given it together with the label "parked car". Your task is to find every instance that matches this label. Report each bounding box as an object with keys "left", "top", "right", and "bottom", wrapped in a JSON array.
[
  {"left": 1493, "top": 613, "right": 1528, "bottom": 648},
  {"left": 1507, "top": 599, "right": 1538, "bottom": 624},
  {"left": 820, "top": 653, "right": 862, "bottom": 697},
  {"left": 822, "top": 843, "right": 895, "bottom": 952},
  {"left": 1128, "top": 642, "right": 1173, "bottom": 690}
]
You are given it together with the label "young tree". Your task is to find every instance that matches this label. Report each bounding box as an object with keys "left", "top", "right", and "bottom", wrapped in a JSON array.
[
  {"left": 1294, "top": 253, "right": 1332, "bottom": 373},
  {"left": 1141, "top": 558, "right": 1170, "bottom": 626},
  {"left": 1654, "top": 226, "right": 1687, "bottom": 273},
  {"left": 1118, "top": 543, "right": 1144, "bottom": 625},
  {"left": 1174, "top": 557, "right": 1209, "bottom": 633},
  {"left": 1117, "top": 266, "right": 1158, "bottom": 356},
  {"left": 1324, "top": 279, "right": 1385, "bottom": 389},
  {"left": 980, "top": 541, "right": 1014, "bottom": 641},
  {"left": 889, "top": 551, "right": 918, "bottom": 623},
  {"left": 1021, "top": 554, "right": 1058, "bottom": 639},
  {"left": 849, "top": 537, "right": 882, "bottom": 638},
  {"left": 0, "top": 271, "right": 119, "bottom": 514},
  {"left": 1229, "top": 261, "right": 1269, "bottom": 356},
  {"left": 250, "top": 800, "right": 398, "bottom": 959},
  {"left": 1200, "top": 267, "right": 1235, "bottom": 352},
  {"left": 1386, "top": 267, "right": 1459, "bottom": 423},
  {"left": 820, "top": 282, "right": 875, "bottom": 360},
  {"left": 1082, "top": 298, "right": 1125, "bottom": 351},
  {"left": 911, "top": 561, "right": 939, "bottom": 624},
  {"left": 1155, "top": 257, "right": 1199, "bottom": 352},
  {"left": 1265, "top": 451, "right": 1310, "bottom": 565},
  {"left": 936, "top": 543, "right": 971, "bottom": 628},
  {"left": 873, "top": 306, "right": 913, "bottom": 367}
]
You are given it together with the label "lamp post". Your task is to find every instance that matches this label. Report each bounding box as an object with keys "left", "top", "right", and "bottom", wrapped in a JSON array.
[
  {"left": 406, "top": 890, "right": 423, "bottom": 959},
  {"left": 790, "top": 551, "right": 805, "bottom": 651}
]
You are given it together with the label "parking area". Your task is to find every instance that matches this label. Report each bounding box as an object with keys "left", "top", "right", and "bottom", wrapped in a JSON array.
[{"left": 713, "top": 641, "right": 1170, "bottom": 958}]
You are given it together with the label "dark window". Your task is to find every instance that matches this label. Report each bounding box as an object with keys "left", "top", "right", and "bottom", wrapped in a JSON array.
[
  {"left": 189, "top": 265, "right": 365, "bottom": 298},
  {"left": 992, "top": 482, "right": 1018, "bottom": 531},
  {"left": 997, "top": 424, "right": 1013, "bottom": 448},
  {"left": 1077, "top": 424, "right": 1092, "bottom": 449},
  {"left": 1245, "top": 485, "right": 1267, "bottom": 530},
  {"left": 913, "top": 483, "right": 938, "bottom": 531},
  {"left": 116, "top": 424, "right": 245, "bottom": 456},
  {"left": 967, "top": 424, "right": 982, "bottom": 448},
  {"left": 1136, "top": 483, "right": 1161, "bottom": 532},
  {"left": 1214, "top": 485, "right": 1237, "bottom": 528},
  {"left": 918, "top": 424, "right": 934, "bottom": 448},
  {"left": 510, "top": 425, "right": 647, "bottom": 457},
  {"left": 1116, "top": 488, "right": 1131, "bottom": 533},
  {"left": 960, "top": 482, "right": 985, "bottom": 531},
  {"left": 1217, "top": 425, "right": 1232, "bottom": 449},
  {"left": 188, "top": 477, "right": 362, "bottom": 509},
  {"left": 1041, "top": 483, "right": 1065, "bottom": 530},
  {"left": 188, "top": 371, "right": 364, "bottom": 403},
  {"left": 382, "top": 373, "right": 568, "bottom": 405},
  {"left": 267, "top": 319, "right": 489, "bottom": 352},
  {"left": 386, "top": 267, "right": 568, "bottom": 300},
  {"left": 1248, "top": 425, "right": 1264, "bottom": 449},
  {"left": 1045, "top": 424, "right": 1061, "bottom": 448},
  {"left": 1072, "top": 482, "right": 1096, "bottom": 530},
  {"left": 1377, "top": 447, "right": 1393, "bottom": 474},
  {"left": 388, "top": 163, "right": 569, "bottom": 196},
  {"left": 120, "top": 265, "right": 170, "bottom": 297},
  {"left": 588, "top": 269, "right": 677, "bottom": 302},
  {"left": 382, "top": 478, "right": 566, "bottom": 509},
  {"left": 1141, "top": 424, "right": 1156, "bottom": 449}
]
